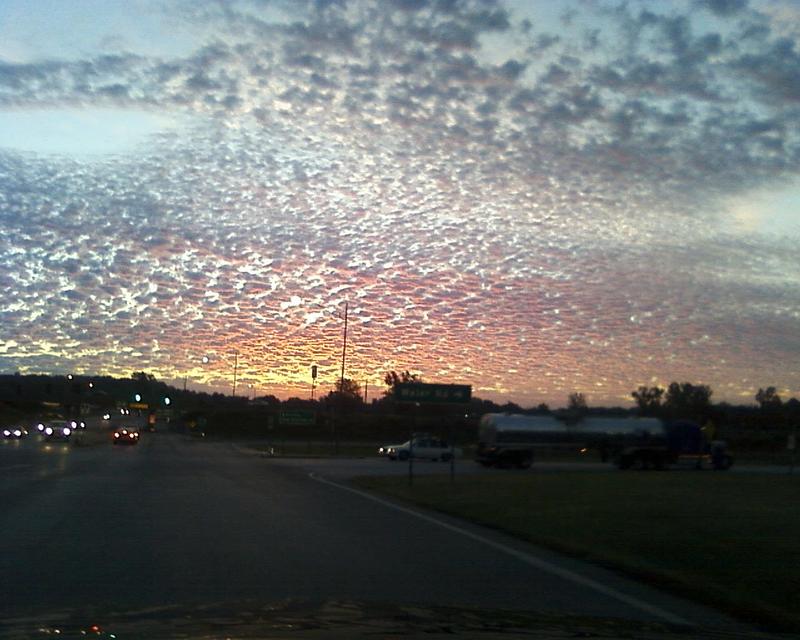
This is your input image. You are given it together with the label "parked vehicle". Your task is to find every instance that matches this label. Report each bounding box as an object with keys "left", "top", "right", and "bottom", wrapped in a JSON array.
[{"left": 476, "top": 414, "right": 733, "bottom": 470}]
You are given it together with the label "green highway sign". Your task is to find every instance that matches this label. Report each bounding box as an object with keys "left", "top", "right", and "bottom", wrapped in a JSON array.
[
  {"left": 394, "top": 383, "right": 472, "bottom": 404},
  {"left": 279, "top": 409, "right": 316, "bottom": 426}
]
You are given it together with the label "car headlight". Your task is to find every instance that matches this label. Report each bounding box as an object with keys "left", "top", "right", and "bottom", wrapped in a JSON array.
[
  {"left": 13, "top": 429, "right": 22, "bottom": 437},
  {"left": 37, "top": 423, "right": 45, "bottom": 431},
  {"left": 63, "top": 427, "right": 71, "bottom": 436},
  {"left": 2, "top": 430, "right": 10, "bottom": 437},
  {"left": 45, "top": 427, "right": 53, "bottom": 435}
]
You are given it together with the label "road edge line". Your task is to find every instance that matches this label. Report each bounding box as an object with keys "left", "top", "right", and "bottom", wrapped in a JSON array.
[{"left": 308, "top": 472, "right": 692, "bottom": 627}]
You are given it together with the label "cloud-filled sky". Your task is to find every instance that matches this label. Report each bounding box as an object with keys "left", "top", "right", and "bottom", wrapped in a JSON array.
[{"left": 0, "top": 0, "right": 798, "bottom": 406}]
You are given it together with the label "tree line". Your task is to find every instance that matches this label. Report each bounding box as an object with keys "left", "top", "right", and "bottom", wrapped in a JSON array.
[{"left": 1, "top": 371, "right": 796, "bottom": 425}]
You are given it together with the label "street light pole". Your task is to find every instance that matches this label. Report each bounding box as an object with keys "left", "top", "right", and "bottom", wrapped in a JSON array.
[{"left": 335, "top": 301, "right": 349, "bottom": 456}]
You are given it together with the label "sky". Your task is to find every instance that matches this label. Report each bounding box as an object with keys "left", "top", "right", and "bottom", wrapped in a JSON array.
[{"left": 0, "top": 0, "right": 798, "bottom": 407}]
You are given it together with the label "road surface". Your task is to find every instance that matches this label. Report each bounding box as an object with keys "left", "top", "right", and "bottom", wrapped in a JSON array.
[{"left": 1, "top": 430, "right": 747, "bottom": 633}]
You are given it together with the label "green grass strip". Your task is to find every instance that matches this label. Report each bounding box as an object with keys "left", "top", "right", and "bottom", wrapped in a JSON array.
[{"left": 353, "top": 472, "right": 800, "bottom": 632}]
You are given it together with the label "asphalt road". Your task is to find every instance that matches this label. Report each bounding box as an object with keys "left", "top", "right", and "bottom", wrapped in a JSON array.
[{"left": 0, "top": 429, "right": 748, "bottom": 633}]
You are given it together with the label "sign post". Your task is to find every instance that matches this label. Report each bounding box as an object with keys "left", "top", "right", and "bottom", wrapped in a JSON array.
[
  {"left": 279, "top": 409, "right": 316, "bottom": 426},
  {"left": 394, "top": 383, "right": 472, "bottom": 405},
  {"left": 394, "top": 383, "right": 472, "bottom": 485},
  {"left": 310, "top": 365, "right": 317, "bottom": 401}
]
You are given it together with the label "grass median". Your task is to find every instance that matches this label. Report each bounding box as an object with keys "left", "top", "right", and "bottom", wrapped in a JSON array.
[{"left": 353, "top": 471, "right": 800, "bottom": 632}]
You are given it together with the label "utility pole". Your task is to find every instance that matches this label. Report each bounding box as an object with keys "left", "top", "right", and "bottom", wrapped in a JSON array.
[
  {"left": 232, "top": 350, "right": 239, "bottom": 397},
  {"left": 340, "top": 301, "right": 348, "bottom": 394}
]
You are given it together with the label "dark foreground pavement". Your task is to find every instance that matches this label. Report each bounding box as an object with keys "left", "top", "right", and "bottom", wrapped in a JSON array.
[{"left": 0, "top": 432, "right": 756, "bottom": 636}]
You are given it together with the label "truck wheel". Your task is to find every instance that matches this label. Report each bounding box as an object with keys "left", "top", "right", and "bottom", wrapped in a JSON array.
[{"left": 714, "top": 455, "right": 733, "bottom": 470}]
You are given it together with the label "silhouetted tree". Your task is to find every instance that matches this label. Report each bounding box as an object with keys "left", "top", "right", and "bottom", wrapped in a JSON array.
[
  {"left": 755, "top": 386, "right": 782, "bottom": 410},
  {"left": 131, "top": 371, "right": 157, "bottom": 383},
  {"left": 328, "top": 378, "right": 363, "bottom": 411},
  {"left": 567, "top": 392, "right": 588, "bottom": 412},
  {"left": 383, "top": 370, "right": 421, "bottom": 397},
  {"left": 663, "top": 382, "right": 712, "bottom": 420},
  {"left": 631, "top": 386, "right": 664, "bottom": 416}
]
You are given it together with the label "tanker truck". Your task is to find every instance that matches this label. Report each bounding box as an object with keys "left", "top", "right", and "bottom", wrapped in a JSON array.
[{"left": 476, "top": 414, "right": 733, "bottom": 470}]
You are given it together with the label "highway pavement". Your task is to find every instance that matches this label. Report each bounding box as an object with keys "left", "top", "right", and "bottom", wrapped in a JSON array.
[{"left": 0, "top": 428, "right": 749, "bottom": 633}]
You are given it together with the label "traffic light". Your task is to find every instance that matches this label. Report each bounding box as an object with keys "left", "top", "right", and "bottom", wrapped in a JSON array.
[{"left": 164, "top": 396, "right": 171, "bottom": 406}]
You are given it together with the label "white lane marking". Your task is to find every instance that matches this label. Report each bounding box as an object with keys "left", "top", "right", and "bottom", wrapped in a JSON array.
[{"left": 309, "top": 472, "right": 691, "bottom": 627}]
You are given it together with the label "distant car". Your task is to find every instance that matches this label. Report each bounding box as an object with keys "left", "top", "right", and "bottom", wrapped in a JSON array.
[
  {"left": 381, "top": 436, "right": 461, "bottom": 461},
  {"left": 113, "top": 427, "right": 140, "bottom": 445},
  {"left": 34, "top": 418, "right": 63, "bottom": 435},
  {"left": 2, "top": 426, "right": 28, "bottom": 439},
  {"left": 43, "top": 424, "right": 73, "bottom": 441}
]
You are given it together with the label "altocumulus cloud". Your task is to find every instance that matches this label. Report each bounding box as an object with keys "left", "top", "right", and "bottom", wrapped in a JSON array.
[{"left": 0, "top": 0, "right": 798, "bottom": 405}]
